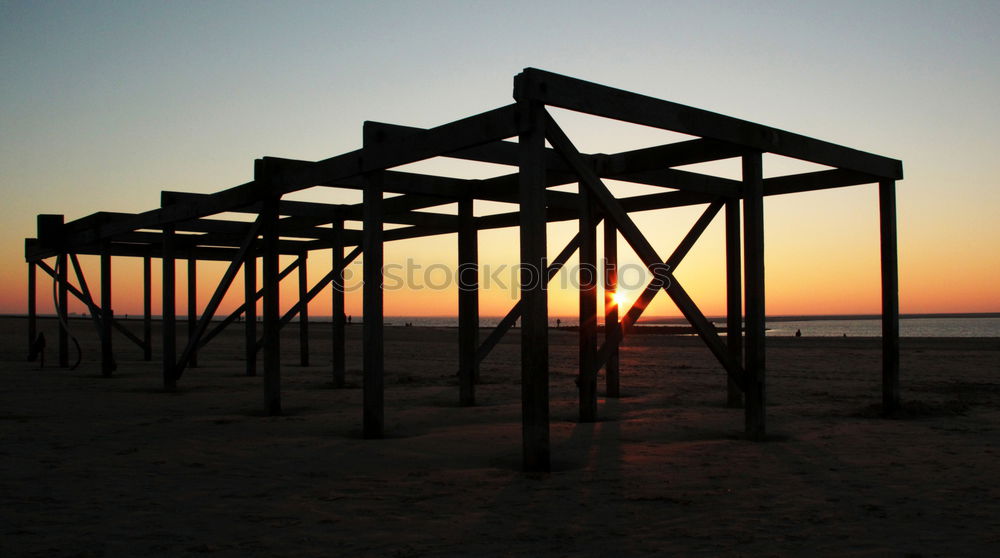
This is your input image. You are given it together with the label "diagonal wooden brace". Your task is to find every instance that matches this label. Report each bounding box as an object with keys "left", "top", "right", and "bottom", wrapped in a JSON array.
[
  {"left": 473, "top": 230, "right": 588, "bottom": 366},
  {"left": 37, "top": 258, "right": 146, "bottom": 352},
  {"left": 175, "top": 215, "right": 264, "bottom": 379},
  {"left": 590, "top": 200, "right": 744, "bottom": 389},
  {"left": 69, "top": 254, "right": 109, "bottom": 345},
  {"left": 545, "top": 112, "right": 744, "bottom": 386},
  {"left": 199, "top": 258, "right": 301, "bottom": 349},
  {"left": 281, "top": 246, "right": 362, "bottom": 329},
  {"left": 252, "top": 245, "right": 362, "bottom": 352}
]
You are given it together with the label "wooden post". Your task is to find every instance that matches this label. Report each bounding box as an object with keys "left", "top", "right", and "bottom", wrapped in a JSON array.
[
  {"left": 603, "top": 222, "right": 620, "bottom": 398},
  {"left": 298, "top": 252, "right": 309, "bottom": 367},
  {"left": 579, "top": 187, "right": 598, "bottom": 422},
  {"left": 27, "top": 262, "right": 37, "bottom": 360},
  {"left": 879, "top": 180, "right": 900, "bottom": 414},
  {"left": 143, "top": 254, "right": 152, "bottom": 361},
  {"left": 187, "top": 258, "right": 198, "bottom": 368},
  {"left": 262, "top": 196, "right": 281, "bottom": 415},
  {"left": 100, "top": 250, "right": 113, "bottom": 376},
  {"left": 743, "top": 153, "right": 766, "bottom": 440},
  {"left": 331, "top": 220, "right": 346, "bottom": 388},
  {"left": 725, "top": 198, "right": 744, "bottom": 408},
  {"left": 458, "top": 197, "right": 478, "bottom": 406},
  {"left": 162, "top": 225, "right": 176, "bottom": 390},
  {"left": 244, "top": 254, "right": 257, "bottom": 377},
  {"left": 519, "top": 99, "right": 550, "bottom": 471},
  {"left": 362, "top": 170, "right": 384, "bottom": 438},
  {"left": 57, "top": 253, "right": 69, "bottom": 368}
]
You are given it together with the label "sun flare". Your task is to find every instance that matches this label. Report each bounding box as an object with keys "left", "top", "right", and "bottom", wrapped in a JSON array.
[{"left": 612, "top": 291, "right": 628, "bottom": 307}]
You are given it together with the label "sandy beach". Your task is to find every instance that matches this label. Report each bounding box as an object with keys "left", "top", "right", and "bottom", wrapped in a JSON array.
[{"left": 1, "top": 316, "right": 998, "bottom": 557}]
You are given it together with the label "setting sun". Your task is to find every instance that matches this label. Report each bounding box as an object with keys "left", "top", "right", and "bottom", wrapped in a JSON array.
[{"left": 612, "top": 291, "right": 629, "bottom": 307}]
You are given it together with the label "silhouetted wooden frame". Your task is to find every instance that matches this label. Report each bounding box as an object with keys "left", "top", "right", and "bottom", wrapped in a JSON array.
[{"left": 23, "top": 68, "right": 902, "bottom": 473}]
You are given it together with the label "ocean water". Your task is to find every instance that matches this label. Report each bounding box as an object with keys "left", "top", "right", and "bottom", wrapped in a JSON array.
[
  {"left": 760, "top": 317, "right": 1000, "bottom": 338},
  {"left": 32, "top": 313, "right": 997, "bottom": 338},
  {"left": 385, "top": 315, "right": 1000, "bottom": 338}
]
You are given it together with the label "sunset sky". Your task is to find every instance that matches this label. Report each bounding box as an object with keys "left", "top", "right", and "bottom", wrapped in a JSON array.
[{"left": 1, "top": 0, "right": 998, "bottom": 320}]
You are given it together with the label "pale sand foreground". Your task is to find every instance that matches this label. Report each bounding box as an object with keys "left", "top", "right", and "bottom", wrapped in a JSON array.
[{"left": 1, "top": 317, "right": 999, "bottom": 557}]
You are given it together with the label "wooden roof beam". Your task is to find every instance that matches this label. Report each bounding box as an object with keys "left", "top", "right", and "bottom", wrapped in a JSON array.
[
  {"left": 262, "top": 104, "right": 521, "bottom": 194},
  {"left": 364, "top": 121, "right": 746, "bottom": 195},
  {"left": 514, "top": 68, "right": 903, "bottom": 179},
  {"left": 164, "top": 190, "right": 458, "bottom": 229},
  {"left": 364, "top": 123, "right": 746, "bottom": 175},
  {"left": 25, "top": 238, "right": 243, "bottom": 262}
]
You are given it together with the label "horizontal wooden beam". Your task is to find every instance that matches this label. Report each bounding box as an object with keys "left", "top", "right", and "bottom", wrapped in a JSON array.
[
  {"left": 264, "top": 104, "right": 521, "bottom": 194},
  {"left": 364, "top": 121, "right": 569, "bottom": 171},
  {"left": 44, "top": 138, "right": 739, "bottom": 258},
  {"left": 264, "top": 159, "right": 477, "bottom": 200},
  {"left": 365, "top": 122, "right": 745, "bottom": 197},
  {"left": 515, "top": 68, "right": 903, "bottom": 179},
  {"left": 25, "top": 238, "right": 243, "bottom": 262},
  {"left": 617, "top": 167, "right": 741, "bottom": 196},
  {"left": 25, "top": 238, "right": 323, "bottom": 262},
  {"left": 596, "top": 138, "right": 747, "bottom": 175},
  {"left": 764, "top": 168, "right": 880, "bottom": 195},
  {"left": 30, "top": 180, "right": 270, "bottom": 255},
  {"left": 362, "top": 104, "right": 521, "bottom": 172},
  {"left": 367, "top": 123, "right": 747, "bottom": 176},
  {"left": 268, "top": 155, "right": 589, "bottom": 211},
  {"left": 28, "top": 164, "right": 882, "bottom": 263},
  {"left": 165, "top": 189, "right": 456, "bottom": 229}
]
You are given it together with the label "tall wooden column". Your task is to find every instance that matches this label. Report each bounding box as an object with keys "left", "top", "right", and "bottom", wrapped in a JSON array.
[
  {"left": 519, "top": 100, "right": 550, "bottom": 472},
  {"left": 261, "top": 196, "right": 282, "bottom": 415},
  {"left": 57, "top": 253, "right": 69, "bottom": 368},
  {"left": 742, "top": 153, "right": 766, "bottom": 440},
  {"left": 578, "top": 187, "right": 598, "bottom": 422},
  {"left": 331, "top": 220, "right": 346, "bottom": 388},
  {"left": 725, "top": 198, "right": 744, "bottom": 408},
  {"left": 142, "top": 254, "right": 152, "bottom": 361},
  {"left": 27, "top": 262, "right": 37, "bottom": 359},
  {"left": 187, "top": 258, "right": 198, "bottom": 368},
  {"left": 603, "top": 222, "right": 620, "bottom": 398},
  {"left": 298, "top": 252, "right": 310, "bottom": 367},
  {"left": 243, "top": 254, "right": 257, "bottom": 377},
  {"left": 362, "top": 171, "right": 384, "bottom": 438},
  {"left": 100, "top": 251, "right": 113, "bottom": 376},
  {"left": 879, "top": 180, "right": 900, "bottom": 414},
  {"left": 458, "top": 197, "right": 478, "bottom": 406},
  {"left": 162, "top": 225, "right": 177, "bottom": 390}
]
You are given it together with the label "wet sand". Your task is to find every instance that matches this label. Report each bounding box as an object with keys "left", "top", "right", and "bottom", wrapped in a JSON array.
[{"left": 2, "top": 317, "right": 999, "bottom": 557}]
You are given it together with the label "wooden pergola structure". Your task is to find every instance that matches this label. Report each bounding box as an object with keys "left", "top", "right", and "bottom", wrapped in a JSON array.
[{"left": 24, "top": 69, "right": 903, "bottom": 472}]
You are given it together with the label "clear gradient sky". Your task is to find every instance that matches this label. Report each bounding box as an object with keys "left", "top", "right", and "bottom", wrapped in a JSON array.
[{"left": 2, "top": 0, "right": 998, "bottom": 319}]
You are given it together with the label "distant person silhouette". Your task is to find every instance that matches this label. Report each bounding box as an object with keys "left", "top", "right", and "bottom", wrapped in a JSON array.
[
  {"left": 795, "top": 328, "right": 801, "bottom": 337},
  {"left": 347, "top": 315, "right": 352, "bottom": 325},
  {"left": 556, "top": 318, "right": 561, "bottom": 329}
]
